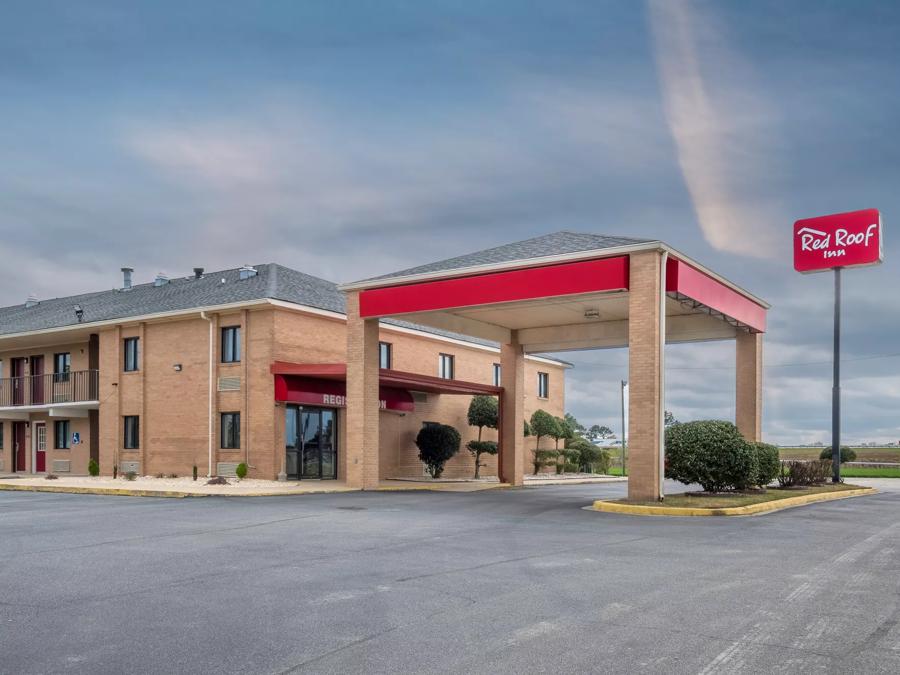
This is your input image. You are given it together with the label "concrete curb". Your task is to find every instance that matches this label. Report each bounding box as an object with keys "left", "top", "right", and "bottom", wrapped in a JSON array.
[{"left": 590, "top": 487, "right": 878, "bottom": 517}]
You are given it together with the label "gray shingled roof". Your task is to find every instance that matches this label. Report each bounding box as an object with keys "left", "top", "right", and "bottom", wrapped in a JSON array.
[
  {"left": 0, "top": 263, "right": 569, "bottom": 364},
  {"left": 355, "top": 231, "right": 657, "bottom": 284}
]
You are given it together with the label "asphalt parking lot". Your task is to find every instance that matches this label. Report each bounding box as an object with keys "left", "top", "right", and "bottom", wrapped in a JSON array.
[{"left": 2, "top": 480, "right": 899, "bottom": 674}]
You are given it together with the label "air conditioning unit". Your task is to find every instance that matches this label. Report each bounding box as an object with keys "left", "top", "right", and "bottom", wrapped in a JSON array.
[
  {"left": 120, "top": 461, "right": 140, "bottom": 474},
  {"left": 217, "top": 376, "right": 241, "bottom": 392},
  {"left": 217, "top": 462, "right": 239, "bottom": 477},
  {"left": 52, "top": 459, "right": 71, "bottom": 473}
]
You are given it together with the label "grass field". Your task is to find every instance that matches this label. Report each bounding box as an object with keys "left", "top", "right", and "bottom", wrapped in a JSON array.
[
  {"left": 838, "top": 466, "right": 900, "bottom": 478},
  {"left": 777, "top": 446, "right": 900, "bottom": 463},
  {"left": 618, "top": 483, "right": 862, "bottom": 508}
]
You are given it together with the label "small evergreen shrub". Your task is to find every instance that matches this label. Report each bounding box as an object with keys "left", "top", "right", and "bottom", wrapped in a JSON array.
[
  {"left": 45, "top": 473, "right": 59, "bottom": 480},
  {"left": 192, "top": 465, "right": 198, "bottom": 481},
  {"left": 124, "top": 471, "right": 137, "bottom": 481},
  {"left": 753, "top": 442, "right": 781, "bottom": 487},
  {"left": 207, "top": 476, "right": 228, "bottom": 485},
  {"left": 819, "top": 446, "right": 857, "bottom": 463},
  {"left": 416, "top": 424, "right": 461, "bottom": 478},
  {"left": 155, "top": 472, "right": 165, "bottom": 479},
  {"left": 778, "top": 459, "right": 832, "bottom": 487},
  {"left": 235, "top": 462, "right": 248, "bottom": 479},
  {"left": 88, "top": 458, "right": 100, "bottom": 477},
  {"left": 665, "top": 420, "right": 758, "bottom": 492}
]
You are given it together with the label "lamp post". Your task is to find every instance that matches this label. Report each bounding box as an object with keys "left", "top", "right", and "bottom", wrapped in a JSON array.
[{"left": 620, "top": 379, "right": 627, "bottom": 476}]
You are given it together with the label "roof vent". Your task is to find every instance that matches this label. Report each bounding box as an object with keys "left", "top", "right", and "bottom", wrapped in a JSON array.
[
  {"left": 154, "top": 272, "right": 169, "bottom": 287},
  {"left": 74, "top": 304, "right": 84, "bottom": 323},
  {"left": 25, "top": 294, "right": 39, "bottom": 308},
  {"left": 193, "top": 267, "right": 204, "bottom": 280},
  {"left": 121, "top": 267, "right": 134, "bottom": 291},
  {"left": 239, "top": 265, "right": 257, "bottom": 280}
]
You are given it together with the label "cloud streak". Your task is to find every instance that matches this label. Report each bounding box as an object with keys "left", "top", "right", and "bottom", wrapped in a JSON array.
[{"left": 647, "top": 0, "right": 784, "bottom": 257}]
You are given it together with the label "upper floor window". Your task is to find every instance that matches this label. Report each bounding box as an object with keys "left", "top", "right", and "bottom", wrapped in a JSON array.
[
  {"left": 492, "top": 363, "right": 501, "bottom": 387},
  {"left": 379, "top": 342, "right": 393, "bottom": 369},
  {"left": 124, "top": 337, "right": 139, "bottom": 372},
  {"left": 54, "top": 352, "right": 71, "bottom": 383},
  {"left": 438, "top": 353, "right": 455, "bottom": 380},
  {"left": 0, "top": 421, "right": 4, "bottom": 449},
  {"left": 221, "top": 412, "right": 240, "bottom": 449},
  {"left": 221, "top": 326, "right": 241, "bottom": 363},
  {"left": 124, "top": 416, "right": 140, "bottom": 449},
  {"left": 537, "top": 372, "right": 550, "bottom": 399},
  {"left": 54, "top": 419, "right": 71, "bottom": 449}
]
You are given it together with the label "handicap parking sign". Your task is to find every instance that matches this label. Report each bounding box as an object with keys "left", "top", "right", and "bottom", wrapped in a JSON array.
[{"left": 72, "top": 432, "right": 81, "bottom": 445}]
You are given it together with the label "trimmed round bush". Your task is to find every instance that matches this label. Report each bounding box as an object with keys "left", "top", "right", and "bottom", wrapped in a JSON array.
[
  {"left": 753, "top": 442, "right": 780, "bottom": 487},
  {"left": 88, "top": 458, "right": 100, "bottom": 477},
  {"left": 665, "top": 420, "right": 758, "bottom": 492},
  {"left": 416, "top": 424, "right": 461, "bottom": 478},
  {"left": 819, "top": 446, "right": 857, "bottom": 463},
  {"left": 235, "top": 462, "right": 248, "bottom": 479}
]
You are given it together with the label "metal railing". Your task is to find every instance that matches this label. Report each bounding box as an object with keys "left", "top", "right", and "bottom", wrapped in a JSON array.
[{"left": 0, "top": 369, "right": 99, "bottom": 407}]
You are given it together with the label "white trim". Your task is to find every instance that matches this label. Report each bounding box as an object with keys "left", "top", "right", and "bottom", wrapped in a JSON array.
[
  {"left": 338, "top": 241, "right": 771, "bottom": 309},
  {"left": 0, "top": 400, "right": 99, "bottom": 415}
]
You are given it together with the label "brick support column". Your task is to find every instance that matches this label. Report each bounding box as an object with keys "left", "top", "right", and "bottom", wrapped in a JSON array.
[
  {"left": 345, "top": 292, "right": 380, "bottom": 489},
  {"left": 499, "top": 334, "right": 525, "bottom": 486},
  {"left": 627, "top": 251, "right": 664, "bottom": 501},
  {"left": 735, "top": 331, "right": 763, "bottom": 441}
]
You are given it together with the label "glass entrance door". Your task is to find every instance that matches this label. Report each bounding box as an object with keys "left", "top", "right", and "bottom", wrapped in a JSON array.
[{"left": 285, "top": 407, "right": 337, "bottom": 480}]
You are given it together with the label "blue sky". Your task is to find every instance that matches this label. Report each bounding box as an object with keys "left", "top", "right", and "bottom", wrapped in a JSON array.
[{"left": 1, "top": 0, "right": 899, "bottom": 443}]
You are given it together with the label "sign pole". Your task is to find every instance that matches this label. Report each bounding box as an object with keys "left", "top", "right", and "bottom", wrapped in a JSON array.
[
  {"left": 832, "top": 267, "right": 841, "bottom": 482},
  {"left": 620, "top": 379, "right": 627, "bottom": 476}
]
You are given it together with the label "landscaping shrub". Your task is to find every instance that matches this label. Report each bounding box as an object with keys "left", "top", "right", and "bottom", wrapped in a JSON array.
[
  {"left": 192, "top": 465, "right": 198, "bottom": 481},
  {"left": 88, "top": 458, "right": 100, "bottom": 477},
  {"left": 530, "top": 410, "right": 559, "bottom": 474},
  {"left": 665, "top": 420, "right": 758, "bottom": 492},
  {"left": 753, "top": 442, "right": 781, "bottom": 487},
  {"left": 207, "top": 476, "right": 228, "bottom": 485},
  {"left": 778, "top": 459, "right": 831, "bottom": 487},
  {"left": 819, "top": 446, "right": 857, "bottom": 463},
  {"left": 45, "top": 473, "right": 58, "bottom": 480},
  {"left": 416, "top": 424, "right": 461, "bottom": 478},
  {"left": 566, "top": 438, "right": 610, "bottom": 474},
  {"left": 155, "top": 472, "right": 165, "bottom": 479},
  {"left": 235, "top": 462, "right": 248, "bottom": 479},
  {"left": 124, "top": 471, "right": 137, "bottom": 481},
  {"left": 466, "top": 395, "right": 498, "bottom": 478}
]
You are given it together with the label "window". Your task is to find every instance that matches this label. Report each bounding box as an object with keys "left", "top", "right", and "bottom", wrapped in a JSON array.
[
  {"left": 221, "top": 326, "right": 241, "bottom": 363},
  {"left": 123, "top": 416, "right": 140, "bottom": 449},
  {"left": 438, "top": 353, "right": 454, "bottom": 380},
  {"left": 0, "top": 422, "right": 4, "bottom": 449},
  {"left": 379, "top": 342, "right": 392, "bottom": 369},
  {"left": 54, "top": 352, "right": 71, "bottom": 383},
  {"left": 221, "top": 412, "right": 240, "bottom": 449},
  {"left": 54, "top": 420, "right": 70, "bottom": 449},
  {"left": 492, "top": 363, "right": 501, "bottom": 387},
  {"left": 124, "top": 337, "right": 139, "bottom": 372},
  {"left": 537, "top": 372, "right": 550, "bottom": 399}
]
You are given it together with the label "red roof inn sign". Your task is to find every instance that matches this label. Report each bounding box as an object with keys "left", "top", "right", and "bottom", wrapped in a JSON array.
[
  {"left": 793, "top": 208, "right": 884, "bottom": 485},
  {"left": 794, "top": 208, "right": 883, "bottom": 273}
]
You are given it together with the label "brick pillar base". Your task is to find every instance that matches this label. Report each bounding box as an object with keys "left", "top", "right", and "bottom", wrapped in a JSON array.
[
  {"left": 627, "top": 251, "right": 663, "bottom": 501},
  {"left": 736, "top": 331, "right": 763, "bottom": 441},
  {"left": 345, "top": 292, "right": 380, "bottom": 489},
  {"left": 500, "top": 336, "right": 525, "bottom": 486}
]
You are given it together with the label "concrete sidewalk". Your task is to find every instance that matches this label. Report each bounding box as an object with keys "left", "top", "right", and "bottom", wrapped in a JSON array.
[{"left": 0, "top": 475, "right": 508, "bottom": 497}]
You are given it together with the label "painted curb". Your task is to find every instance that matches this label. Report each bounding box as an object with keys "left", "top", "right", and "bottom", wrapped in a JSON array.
[{"left": 590, "top": 487, "right": 878, "bottom": 517}]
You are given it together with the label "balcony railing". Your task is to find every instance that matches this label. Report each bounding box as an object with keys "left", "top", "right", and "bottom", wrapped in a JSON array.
[{"left": 0, "top": 369, "right": 99, "bottom": 408}]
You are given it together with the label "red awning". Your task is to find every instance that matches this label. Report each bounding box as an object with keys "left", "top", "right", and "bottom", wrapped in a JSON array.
[{"left": 271, "top": 362, "right": 501, "bottom": 407}]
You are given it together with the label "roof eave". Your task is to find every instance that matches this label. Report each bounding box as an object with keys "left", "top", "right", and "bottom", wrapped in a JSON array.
[{"left": 339, "top": 241, "right": 771, "bottom": 310}]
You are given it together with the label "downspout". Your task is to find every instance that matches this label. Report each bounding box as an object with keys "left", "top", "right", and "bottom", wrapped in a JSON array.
[
  {"left": 200, "top": 311, "right": 214, "bottom": 478},
  {"left": 658, "top": 250, "right": 668, "bottom": 501}
]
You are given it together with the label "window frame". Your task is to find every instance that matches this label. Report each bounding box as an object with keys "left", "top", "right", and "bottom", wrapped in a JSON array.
[
  {"left": 537, "top": 372, "right": 550, "bottom": 399},
  {"left": 378, "top": 341, "right": 393, "bottom": 370},
  {"left": 492, "top": 363, "right": 501, "bottom": 387},
  {"left": 0, "top": 421, "right": 4, "bottom": 449},
  {"left": 53, "top": 352, "right": 71, "bottom": 383},
  {"left": 438, "top": 353, "right": 455, "bottom": 380},
  {"left": 54, "top": 419, "right": 71, "bottom": 450},
  {"left": 221, "top": 326, "right": 241, "bottom": 364},
  {"left": 123, "top": 337, "right": 140, "bottom": 372},
  {"left": 220, "top": 412, "right": 241, "bottom": 450},
  {"left": 123, "top": 416, "right": 140, "bottom": 450}
]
